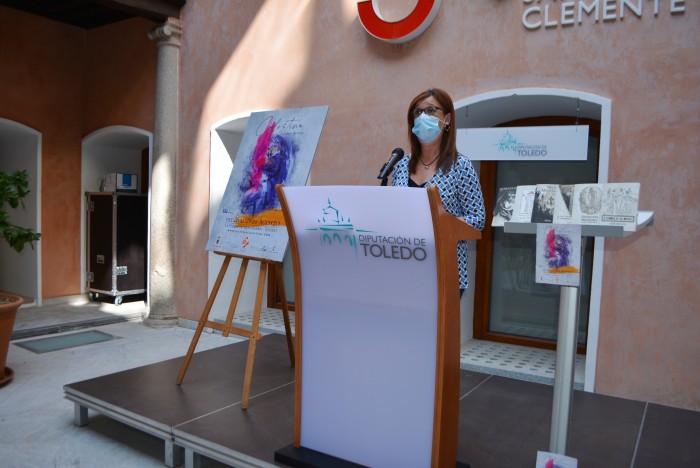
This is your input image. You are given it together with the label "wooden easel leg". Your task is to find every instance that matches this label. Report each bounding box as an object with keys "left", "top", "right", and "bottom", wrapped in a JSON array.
[
  {"left": 176, "top": 255, "right": 232, "bottom": 385},
  {"left": 222, "top": 259, "right": 249, "bottom": 337},
  {"left": 241, "top": 261, "right": 268, "bottom": 409},
  {"left": 275, "top": 263, "right": 295, "bottom": 367}
]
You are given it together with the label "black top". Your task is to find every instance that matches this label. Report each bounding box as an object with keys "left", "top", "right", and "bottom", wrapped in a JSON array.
[{"left": 408, "top": 177, "right": 427, "bottom": 188}]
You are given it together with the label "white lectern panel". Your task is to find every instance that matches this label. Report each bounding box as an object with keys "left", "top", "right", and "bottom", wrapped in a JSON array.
[{"left": 284, "top": 186, "right": 438, "bottom": 468}]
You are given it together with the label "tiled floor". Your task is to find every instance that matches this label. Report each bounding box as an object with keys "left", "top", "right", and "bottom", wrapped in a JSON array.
[
  {"left": 15, "top": 296, "right": 579, "bottom": 389},
  {"left": 3, "top": 296, "right": 698, "bottom": 467},
  {"left": 3, "top": 317, "right": 239, "bottom": 467},
  {"left": 227, "top": 307, "right": 585, "bottom": 388},
  {"left": 11, "top": 294, "right": 146, "bottom": 340},
  {"left": 459, "top": 339, "right": 585, "bottom": 388},
  {"left": 58, "top": 334, "right": 700, "bottom": 467}
]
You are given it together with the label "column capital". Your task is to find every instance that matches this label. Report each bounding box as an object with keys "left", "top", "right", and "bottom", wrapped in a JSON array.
[{"left": 149, "top": 17, "right": 182, "bottom": 47}]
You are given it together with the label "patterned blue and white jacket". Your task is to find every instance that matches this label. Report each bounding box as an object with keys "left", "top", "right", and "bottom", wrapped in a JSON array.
[{"left": 392, "top": 154, "right": 486, "bottom": 289}]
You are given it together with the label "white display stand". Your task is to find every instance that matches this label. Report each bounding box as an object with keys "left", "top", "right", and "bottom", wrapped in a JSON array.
[
  {"left": 276, "top": 185, "right": 480, "bottom": 468},
  {"left": 504, "top": 210, "right": 654, "bottom": 455}
]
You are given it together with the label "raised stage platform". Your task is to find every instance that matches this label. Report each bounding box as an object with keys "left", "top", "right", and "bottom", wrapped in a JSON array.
[{"left": 63, "top": 334, "right": 700, "bottom": 467}]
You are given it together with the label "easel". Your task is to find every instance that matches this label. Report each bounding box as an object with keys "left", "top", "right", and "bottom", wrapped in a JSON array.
[{"left": 175, "top": 251, "right": 295, "bottom": 409}]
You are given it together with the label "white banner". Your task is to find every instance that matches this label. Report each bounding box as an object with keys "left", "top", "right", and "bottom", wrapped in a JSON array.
[
  {"left": 457, "top": 125, "right": 589, "bottom": 161},
  {"left": 283, "top": 186, "right": 438, "bottom": 467}
]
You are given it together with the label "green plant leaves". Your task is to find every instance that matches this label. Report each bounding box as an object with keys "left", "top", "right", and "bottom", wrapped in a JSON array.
[{"left": 0, "top": 169, "right": 41, "bottom": 252}]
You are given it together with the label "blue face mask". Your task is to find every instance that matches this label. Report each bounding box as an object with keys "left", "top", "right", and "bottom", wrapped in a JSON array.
[{"left": 412, "top": 113, "right": 443, "bottom": 143}]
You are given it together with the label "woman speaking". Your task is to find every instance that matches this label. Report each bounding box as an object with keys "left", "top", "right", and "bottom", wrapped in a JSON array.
[{"left": 391, "top": 88, "right": 486, "bottom": 295}]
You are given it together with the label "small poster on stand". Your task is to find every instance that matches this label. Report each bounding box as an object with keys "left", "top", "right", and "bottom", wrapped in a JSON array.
[
  {"left": 511, "top": 185, "right": 537, "bottom": 223},
  {"left": 570, "top": 182, "right": 640, "bottom": 231},
  {"left": 535, "top": 223, "right": 581, "bottom": 287},
  {"left": 535, "top": 451, "right": 578, "bottom": 468},
  {"left": 531, "top": 184, "right": 559, "bottom": 223},
  {"left": 491, "top": 186, "right": 517, "bottom": 227},
  {"left": 552, "top": 184, "right": 575, "bottom": 224}
]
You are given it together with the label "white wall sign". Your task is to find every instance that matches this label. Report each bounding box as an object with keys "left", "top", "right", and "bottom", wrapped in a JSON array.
[
  {"left": 357, "top": 0, "right": 441, "bottom": 43},
  {"left": 457, "top": 125, "right": 589, "bottom": 161},
  {"left": 522, "top": 0, "right": 686, "bottom": 30}
]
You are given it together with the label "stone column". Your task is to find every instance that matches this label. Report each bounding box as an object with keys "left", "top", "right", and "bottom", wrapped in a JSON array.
[{"left": 144, "top": 18, "right": 182, "bottom": 328}]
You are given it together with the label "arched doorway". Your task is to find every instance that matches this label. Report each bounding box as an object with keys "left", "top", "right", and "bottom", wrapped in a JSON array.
[
  {"left": 454, "top": 88, "right": 611, "bottom": 392},
  {"left": 0, "top": 119, "right": 42, "bottom": 305},
  {"left": 81, "top": 126, "right": 152, "bottom": 297}
]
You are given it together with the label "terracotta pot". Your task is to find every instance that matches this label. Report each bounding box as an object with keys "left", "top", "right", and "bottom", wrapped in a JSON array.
[{"left": 0, "top": 291, "right": 23, "bottom": 387}]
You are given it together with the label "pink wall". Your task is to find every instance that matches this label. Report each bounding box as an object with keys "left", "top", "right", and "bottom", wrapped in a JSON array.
[
  {"left": 0, "top": 7, "right": 157, "bottom": 298},
  {"left": 0, "top": 8, "right": 85, "bottom": 298},
  {"left": 4, "top": 1, "right": 694, "bottom": 412},
  {"left": 84, "top": 19, "right": 156, "bottom": 135},
  {"left": 177, "top": 1, "right": 700, "bottom": 410}
]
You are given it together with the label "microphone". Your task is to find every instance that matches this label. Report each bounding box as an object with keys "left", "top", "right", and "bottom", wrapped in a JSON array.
[{"left": 377, "top": 148, "right": 404, "bottom": 180}]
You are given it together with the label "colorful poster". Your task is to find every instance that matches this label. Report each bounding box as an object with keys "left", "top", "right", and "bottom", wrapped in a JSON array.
[
  {"left": 535, "top": 451, "right": 578, "bottom": 468},
  {"left": 206, "top": 106, "right": 329, "bottom": 261},
  {"left": 536, "top": 223, "right": 581, "bottom": 287}
]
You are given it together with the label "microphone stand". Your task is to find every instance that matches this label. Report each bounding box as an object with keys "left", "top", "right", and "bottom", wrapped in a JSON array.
[{"left": 377, "top": 161, "right": 390, "bottom": 186}]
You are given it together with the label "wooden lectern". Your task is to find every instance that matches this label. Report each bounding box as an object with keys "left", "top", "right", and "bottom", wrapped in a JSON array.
[{"left": 275, "top": 185, "right": 480, "bottom": 468}]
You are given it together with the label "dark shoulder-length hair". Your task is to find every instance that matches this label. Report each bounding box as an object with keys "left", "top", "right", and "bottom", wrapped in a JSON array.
[{"left": 406, "top": 88, "right": 457, "bottom": 174}]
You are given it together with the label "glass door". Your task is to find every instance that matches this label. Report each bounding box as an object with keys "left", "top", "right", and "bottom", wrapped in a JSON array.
[{"left": 474, "top": 117, "right": 600, "bottom": 351}]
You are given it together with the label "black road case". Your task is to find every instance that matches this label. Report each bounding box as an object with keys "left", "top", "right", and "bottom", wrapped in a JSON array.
[{"left": 86, "top": 192, "right": 147, "bottom": 305}]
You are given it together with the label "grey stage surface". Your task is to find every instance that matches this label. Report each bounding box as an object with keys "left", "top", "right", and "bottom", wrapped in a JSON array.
[{"left": 64, "top": 334, "right": 700, "bottom": 467}]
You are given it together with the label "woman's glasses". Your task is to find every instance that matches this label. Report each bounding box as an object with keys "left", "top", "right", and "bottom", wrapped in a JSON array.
[{"left": 413, "top": 106, "right": 444, "bottom": 117}]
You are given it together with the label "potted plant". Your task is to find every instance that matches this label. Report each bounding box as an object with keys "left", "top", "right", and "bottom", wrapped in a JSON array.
[{"left": 0, "top": 169, "right": 41, "bottom": 387}]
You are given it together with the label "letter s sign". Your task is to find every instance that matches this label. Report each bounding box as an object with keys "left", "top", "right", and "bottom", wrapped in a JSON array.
[{"left": 358, "top": 0, "right": 442, "bottom": 44}]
